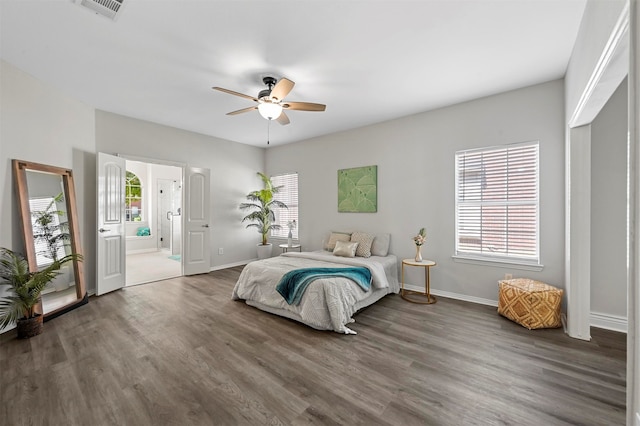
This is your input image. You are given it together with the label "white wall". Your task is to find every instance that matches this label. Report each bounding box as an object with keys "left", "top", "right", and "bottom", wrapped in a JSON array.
[
  {"left": 591, "top": 77, "right": 628, "bottom": 322},
  {"left": 0, "top": 59, "right": 96, "bottom": 297},
  {"left": 266, "top": 80, "right": 565, "bottom": 303},
  {"left": 95, "top": 110, "right": 265, "bottom": 270}
]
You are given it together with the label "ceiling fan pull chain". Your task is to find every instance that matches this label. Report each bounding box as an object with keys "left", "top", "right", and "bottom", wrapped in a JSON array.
[{"left": 267, "top": 120, "right": 270, "bottom": 145}]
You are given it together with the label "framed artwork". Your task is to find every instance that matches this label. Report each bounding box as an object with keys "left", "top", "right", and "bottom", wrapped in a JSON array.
[{"left": 338, "top": 165, "right": 377, "bottom": 213}]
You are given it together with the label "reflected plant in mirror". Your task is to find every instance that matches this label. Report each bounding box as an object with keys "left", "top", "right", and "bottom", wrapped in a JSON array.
[{"left": 30, "top": 192, "right": 71, "bottom": 266}]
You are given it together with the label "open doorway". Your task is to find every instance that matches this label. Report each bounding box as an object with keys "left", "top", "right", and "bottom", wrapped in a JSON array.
[{"left": 124, "top": 159, "right": 183, "bottom": 285}]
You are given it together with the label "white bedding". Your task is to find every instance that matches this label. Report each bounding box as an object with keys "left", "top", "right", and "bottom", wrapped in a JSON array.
[{"left": 232, "top": 251, "right": 399, "bottom": 334}]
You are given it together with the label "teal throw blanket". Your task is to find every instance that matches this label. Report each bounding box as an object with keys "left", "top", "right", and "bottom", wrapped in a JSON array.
[{"left": 276, "top": 267, "right": 372, "bottom": 305}]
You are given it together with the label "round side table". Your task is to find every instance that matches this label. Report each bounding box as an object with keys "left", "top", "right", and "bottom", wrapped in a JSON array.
[
  {"left": 401, "top": 259, "right": 437, "bottom": 304},
  {"left": 279, "top": 243, "right": 302, "bottom": 253}
]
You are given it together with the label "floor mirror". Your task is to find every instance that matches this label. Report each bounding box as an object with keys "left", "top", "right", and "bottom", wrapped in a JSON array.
[{"left": 13, "top": 159, "right": 88, "bottom": 320}]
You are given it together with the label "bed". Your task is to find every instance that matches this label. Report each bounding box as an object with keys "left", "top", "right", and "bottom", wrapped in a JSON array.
[{"left": 232, "top": 250, "right": 399, "bottom": 334}]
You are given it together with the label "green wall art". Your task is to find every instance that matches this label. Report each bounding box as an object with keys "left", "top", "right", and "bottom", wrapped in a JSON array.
[{"left": 338, "top": 165, "right": 377, "bottom": 213}]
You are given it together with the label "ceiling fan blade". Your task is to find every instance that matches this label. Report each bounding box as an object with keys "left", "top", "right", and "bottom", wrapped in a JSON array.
[
  {"left": 212, "top": 87, "right": 258, "bottom": 102},
  {"left": 226, "top": 106, "right": 258, "bottom": 116},
  {"left": 270, "top": 78, "right": 295, "bottom": 101},
  {"left": 282, "top": 101, "right": 326, "bottom": 112},
  {"left": 276, "top": 111, "right": 290, "bottom": 125}
]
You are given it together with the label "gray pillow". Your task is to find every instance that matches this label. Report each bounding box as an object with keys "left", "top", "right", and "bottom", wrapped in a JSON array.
[{"left": 371, "top": 233, "right": 391, "bottom": 257}]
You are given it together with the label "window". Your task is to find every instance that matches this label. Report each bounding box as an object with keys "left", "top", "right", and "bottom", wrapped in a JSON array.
[
  {"left": 125, "top": 171, "right": 143, "bottom": 221},
  {"left": 271, "top": 172, "right": 298, "bottom": 239},
  {"left": 455, "top": 141, "right": 539, "bottom": 265}
]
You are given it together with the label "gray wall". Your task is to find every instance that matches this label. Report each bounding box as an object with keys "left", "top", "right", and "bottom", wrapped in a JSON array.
[
  {"left": 591, "top": 78, "right": 628, "bottom": 319},
  {"left": 0, "top": 60, "right": 96, "bottom": 295},
  {"left": 95, "top": 110, "right": 265, "bottom": 273},
  {"left": 266, "top": 80, "right": 566, "bottom": 304}
]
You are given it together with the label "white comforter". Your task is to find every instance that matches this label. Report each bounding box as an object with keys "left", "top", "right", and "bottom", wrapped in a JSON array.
[{"left": 232, "top": 251, "right": 399, "bottom": 334}]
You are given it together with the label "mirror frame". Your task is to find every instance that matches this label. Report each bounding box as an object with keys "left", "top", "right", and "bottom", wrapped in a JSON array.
[{"left": 12, "top": 159, "right": 87, "bottom": 320}]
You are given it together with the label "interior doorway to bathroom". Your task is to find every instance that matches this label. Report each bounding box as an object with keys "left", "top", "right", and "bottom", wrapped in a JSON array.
[{"left": 125, "top": 159, "right": 183, "bottom": 286}]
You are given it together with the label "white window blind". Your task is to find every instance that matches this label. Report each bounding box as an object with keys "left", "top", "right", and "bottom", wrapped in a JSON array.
[
  {"left": 455, "top": 141, "right": 539, "bottom": 263},
  {"left": 271, "top": 172, "right": 298, "bottom": 239}
]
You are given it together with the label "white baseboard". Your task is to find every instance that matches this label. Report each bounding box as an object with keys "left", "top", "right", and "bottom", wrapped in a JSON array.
[
  {"left": 210, "top": 259, "right": 253, "bottom": 271},
  {"left": 403, "top": 284, "right": 627, "bottom": 333},
  {"left": 590, "top": 311, "right": 627, "bottom": 333},
  {"left": 402, "top": 283, "right": 498, "bottom": 307}
]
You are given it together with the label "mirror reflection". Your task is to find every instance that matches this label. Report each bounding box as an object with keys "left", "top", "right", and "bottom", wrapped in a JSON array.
[{"left": 13, "top": 160, "right": 87, "bottom": 319}]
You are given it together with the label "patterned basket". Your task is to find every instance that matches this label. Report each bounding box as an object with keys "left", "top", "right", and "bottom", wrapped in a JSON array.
[{"left": 498, "top": 278, "right": 563, "bottom": 330}]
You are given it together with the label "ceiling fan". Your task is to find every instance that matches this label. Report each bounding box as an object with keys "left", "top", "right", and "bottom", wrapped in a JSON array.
[{"left": 212, "top": 76, "right": 326, "bottom": 125}]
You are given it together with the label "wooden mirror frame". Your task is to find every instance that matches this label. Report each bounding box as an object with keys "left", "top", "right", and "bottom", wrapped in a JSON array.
[{"left": 12, "top": 159, "right": 88, "bottom": 320}]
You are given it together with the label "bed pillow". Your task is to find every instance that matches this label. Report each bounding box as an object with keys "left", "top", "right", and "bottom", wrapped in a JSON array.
[
  {"left": 350, "top": 231, "right": 374, "bottom": 258},
  {"left": 371, "top": 233, "right": 391, "bottom": 257},
  {"left": 333, "top": 240, "right": 359, "bottom": 258},
  {"left": 325, "top": 231, "right": 352, "bottom": 251}
]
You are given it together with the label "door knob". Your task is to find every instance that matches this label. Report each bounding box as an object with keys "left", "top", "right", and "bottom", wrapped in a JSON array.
[
  {"left": 202, "top": 224, "right": 209, "bottom": 228},
  {"left": 98, "top": 228, "right": 110, "bottom": 233}
]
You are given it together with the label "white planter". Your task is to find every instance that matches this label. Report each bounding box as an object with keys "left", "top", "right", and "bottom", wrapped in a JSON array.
[
  {"left": 52, "top": 265, "right": 72, "bottom": 292},
  {"left": 256, "top": 243, "right": 273, "bottom": 259}
]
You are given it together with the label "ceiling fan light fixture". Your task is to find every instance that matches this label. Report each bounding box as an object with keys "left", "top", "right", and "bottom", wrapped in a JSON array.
[{"left": 258, "top": 102, "right": 283, "bottom": 120}]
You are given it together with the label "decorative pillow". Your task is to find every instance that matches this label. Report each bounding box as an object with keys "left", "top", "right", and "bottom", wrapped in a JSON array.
[
  {"left": 325, "top": 232, "right": 352, "bottom": 251},
  {"left": 350, "top": 231, "right": 374, "bottom": 258},
  {"left": 371, "top": 233, "right": 391, "bottom": 257},
  {"left": 136, "top": 227, "right": 151, "bottom": 236},
  {"left": 333, "top": 240, "right": 359, "bottom": 258}
]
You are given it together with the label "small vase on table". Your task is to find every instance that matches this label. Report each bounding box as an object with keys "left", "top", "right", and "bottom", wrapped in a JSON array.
[
  {"left": 415, "top": 245, "right": 423, "bottom": 262},
  {"left": 287, "top": 229, "right": 293, "bottom": 247}
]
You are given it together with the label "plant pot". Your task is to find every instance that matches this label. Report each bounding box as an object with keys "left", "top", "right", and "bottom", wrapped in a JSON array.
[
  {"left": 16, "top": 314, "right": 43, "bottom": 339},
  {"left": 256, "top": 243, "right": 273, "bottom": 260},
  {"left": 52, "top": 265, "right": 72, "bottom": 292}
]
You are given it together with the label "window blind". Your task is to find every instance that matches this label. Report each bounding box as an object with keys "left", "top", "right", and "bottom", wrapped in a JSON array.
[
  {"left": 271, "top": 172, "right": 298, "bottom": 239},
  {"left": 455, "top": 142, "right": 539, "bottom": 262}
]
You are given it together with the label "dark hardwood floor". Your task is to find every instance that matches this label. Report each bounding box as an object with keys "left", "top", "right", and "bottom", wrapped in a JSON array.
[{"left": 0, "top": 266, "right": 626, "bottom": 425}]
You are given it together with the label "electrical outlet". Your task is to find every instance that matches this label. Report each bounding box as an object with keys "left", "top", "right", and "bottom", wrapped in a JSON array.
[
  {"left": 504, "top": 273, "right": 513, "bottom": 280},
  {"left": 218, "top": 248, "right": 224, "bottom": 255}
]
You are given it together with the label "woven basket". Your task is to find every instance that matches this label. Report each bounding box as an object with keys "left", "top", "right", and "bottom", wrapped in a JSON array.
[
  {"left": 16, "top": 314, "right": 43, "bottom": 339},
  {"left": 498, "top": 279, "right": 563, "bottom": 330}
]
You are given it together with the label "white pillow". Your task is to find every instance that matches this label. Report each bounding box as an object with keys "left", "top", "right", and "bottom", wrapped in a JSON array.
[
  {"left": 333, "top": 240, "right": 359, "bottom": 258},
  {"left": 350, "top": 231, "right": 374, "bottom": 258},
  {"left": 371, "top": 233, "right": 391, "bottom": 257},
  {"left": 325, "top": 232, "right": 351, "bottom": 251}
]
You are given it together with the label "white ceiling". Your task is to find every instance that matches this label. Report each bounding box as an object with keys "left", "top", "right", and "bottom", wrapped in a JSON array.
[{"left": 0, "top": 0, "right": 586, "bottom": 147}]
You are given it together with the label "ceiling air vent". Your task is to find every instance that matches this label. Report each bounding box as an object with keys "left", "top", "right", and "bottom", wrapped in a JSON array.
[{"left": 76, "top": 0, "right": 124, "bottom": 21}]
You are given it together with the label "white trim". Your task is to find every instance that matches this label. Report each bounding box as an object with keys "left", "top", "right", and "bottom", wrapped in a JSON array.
[
  {"left": 117, "top": 153, "right": 187, "bottom": 168},
  {"left": 590, "top": 311, "right": 628, "bottom": 333},
  {"left": 569, "top": 1, "right": 630, "bottom": 128},
  {"left": 405, "top": 282, "right": 626, "bottom": 334},
  {"left": 566, "top": 125, "right": 593, "bottom": 341},
  {"left": 210, "top": 259, "right": 254, "bottom": 271},
  {"left": 402, "top": 282, "right": 498, "bottom": 307},
  {"left": 452, "top": 255, "right": 544, "bottom": 271}
]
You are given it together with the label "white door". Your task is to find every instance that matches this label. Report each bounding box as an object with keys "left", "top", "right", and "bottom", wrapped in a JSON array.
[
  {"left": 96, "top": 152, "right": 126, "bottom": 295},
  {"left": 183, "top": 166, "right": 211, "bottom": 275}
]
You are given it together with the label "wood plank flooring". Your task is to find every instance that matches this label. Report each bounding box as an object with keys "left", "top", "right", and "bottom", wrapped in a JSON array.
[{"left": 0, "top": 266, "right": 626, "bottom": 425}]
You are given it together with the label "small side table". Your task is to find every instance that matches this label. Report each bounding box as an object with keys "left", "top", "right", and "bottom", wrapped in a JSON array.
[
  {"left": 279, "top": 243, "right": 302, "bottom": 253},
  {"left": 401, "top": 259, "right": 437, "bottom": 304}
]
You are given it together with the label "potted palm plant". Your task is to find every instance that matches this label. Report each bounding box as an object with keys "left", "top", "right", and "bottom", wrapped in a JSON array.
[
  {"left": 0, "top": 248, "right": 81, "bottom": 339},
  {"left": 240, "top": 172, "right": 288, "bottom": 259}
]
